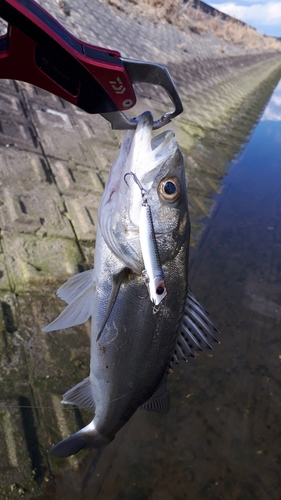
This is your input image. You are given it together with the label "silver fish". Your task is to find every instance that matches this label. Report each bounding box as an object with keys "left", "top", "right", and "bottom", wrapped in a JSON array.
[{"left": 43, "top": 111, "right": 219, "bottom": 457}]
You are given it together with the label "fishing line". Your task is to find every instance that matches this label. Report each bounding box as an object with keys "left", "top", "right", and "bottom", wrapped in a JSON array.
[{"left": 0, "top": 404, "right": 92, "bottom": 411}]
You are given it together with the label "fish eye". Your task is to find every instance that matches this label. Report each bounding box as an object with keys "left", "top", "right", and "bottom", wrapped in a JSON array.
[
  {"left": 156, "top": 285, "right": 165, "bottom": 296},
  {"left": 158, "top": 176, "right": 181, "bottom": 203},
  {"left": 165, "top": 182, "right": 176, "bottom": 194}
]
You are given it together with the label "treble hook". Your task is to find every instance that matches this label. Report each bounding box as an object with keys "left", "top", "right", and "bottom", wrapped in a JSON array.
[{"left": 124, "top": 172, "right": 147, "bottom": 201}]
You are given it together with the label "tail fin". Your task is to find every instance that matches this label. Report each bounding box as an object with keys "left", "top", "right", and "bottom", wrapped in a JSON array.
[{"left": 50, "top": 421, "right": 113, "bottom": 457}]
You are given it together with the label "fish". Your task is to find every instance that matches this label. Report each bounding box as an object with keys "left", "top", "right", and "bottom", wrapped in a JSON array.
[{"left": 43, "top": 111, "right": 219, "bottom": 457}]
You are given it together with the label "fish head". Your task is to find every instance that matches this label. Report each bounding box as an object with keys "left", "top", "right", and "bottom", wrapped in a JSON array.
[{"left": 98, "top": 111, "right": 190, "bottom": 273}]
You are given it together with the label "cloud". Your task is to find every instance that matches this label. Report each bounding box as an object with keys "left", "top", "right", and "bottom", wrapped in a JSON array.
[{"left": 210, "top": 1, "right": 281, "bottom": 26}]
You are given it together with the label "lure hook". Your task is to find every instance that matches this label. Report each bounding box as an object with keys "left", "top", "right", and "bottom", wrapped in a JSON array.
[{"left": 124, "top": 172, "right": 147, "bottom": 200}]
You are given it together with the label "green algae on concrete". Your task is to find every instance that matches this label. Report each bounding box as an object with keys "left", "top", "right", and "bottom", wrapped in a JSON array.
[
  {"left": 0, "top": 234, "right": 84, "bottom": 292},
  {"left": 0, "top": 288, "right": 91, "bottom": 498}
]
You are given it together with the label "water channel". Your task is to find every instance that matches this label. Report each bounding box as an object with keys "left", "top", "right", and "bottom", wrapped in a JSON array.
[
  {"left": 32, "top": 79, "right": 281, "bottom": 500},
  {"left": 1, "top": 77, "right": 281, "bottom": 499}
]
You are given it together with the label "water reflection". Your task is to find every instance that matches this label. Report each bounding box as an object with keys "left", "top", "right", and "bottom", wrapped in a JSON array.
[
  {"left": 183, "top": 70, "right": 281, "bottom": 246},
  {"left": 261, "top": 79, "right": 281, "bottom": 121}
]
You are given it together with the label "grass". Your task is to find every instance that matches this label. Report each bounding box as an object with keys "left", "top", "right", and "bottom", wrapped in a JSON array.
[{"left": 106, "top": 0, "right": 281, "bottom": 52}]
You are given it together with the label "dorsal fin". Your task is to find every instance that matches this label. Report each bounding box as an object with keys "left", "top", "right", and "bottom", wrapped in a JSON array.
[{"left": 170, "top": 288, "right": 219, "bottom": 368}]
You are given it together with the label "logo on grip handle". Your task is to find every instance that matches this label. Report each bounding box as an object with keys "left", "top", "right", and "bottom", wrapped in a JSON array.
[
  {"left": 109, "top": 77, "right": 133, "bottom": 108},
  {"left": 109, "top": 77, "right": 126, "bottom": 94}
]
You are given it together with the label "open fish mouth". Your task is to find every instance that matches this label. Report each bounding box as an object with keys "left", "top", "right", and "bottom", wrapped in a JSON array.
[
  {"left": 126, "top": 111, "right": 178, "bottom": 186},
  {"left": 141, "top": 128, "right": 177, "bottom": 186}
]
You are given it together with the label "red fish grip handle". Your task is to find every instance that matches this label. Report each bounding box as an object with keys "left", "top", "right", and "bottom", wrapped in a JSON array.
[{"left": 0, "top": 0, "right": 136, "bottom": 114}]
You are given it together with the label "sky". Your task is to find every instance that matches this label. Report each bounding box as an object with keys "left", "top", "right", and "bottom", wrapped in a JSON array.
[{"left": 209, "top": 0, "right": 281, "bottom": 37}]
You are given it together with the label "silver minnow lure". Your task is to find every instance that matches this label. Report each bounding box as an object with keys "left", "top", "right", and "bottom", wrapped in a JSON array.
[
  {"left": 124, "top": 172, "right": 167, "bottom": 306},
  {"left": 43, "top": 111, "right": 219, "bottom": 457}
]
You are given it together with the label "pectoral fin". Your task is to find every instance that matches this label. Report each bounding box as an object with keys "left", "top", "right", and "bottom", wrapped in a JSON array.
[
  {"left": 43, "top": 269, "right": 95, "bottom": 332},
  {"left": 57, "top": 269, "right": 94, "bottom": 304},
  {"left": 96, "top": 268, "right": 129, "bottom": 341}
]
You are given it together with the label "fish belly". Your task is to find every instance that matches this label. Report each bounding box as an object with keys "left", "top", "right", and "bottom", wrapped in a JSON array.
[{"left": 89, "top": 240, "right": 188, "bottom": 440}]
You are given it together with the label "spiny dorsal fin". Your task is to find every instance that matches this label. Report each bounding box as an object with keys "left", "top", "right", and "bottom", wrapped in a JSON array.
[
  {"left": 139, "top": 379, "right": 170, "bottom": 414},
  {"left": 170, "top": 288, "right": 219, "bottom": 367},
  {"left": 57, "top": 269, "right": 95, "bottom": 304},
  {"left": 62, "top": 377, "right": 95, "bottom": 410}
]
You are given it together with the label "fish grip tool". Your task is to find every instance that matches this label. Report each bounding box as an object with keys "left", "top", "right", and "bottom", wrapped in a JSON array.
[{"left": 0, "top": 0, "right": 183, "bottom": 129}]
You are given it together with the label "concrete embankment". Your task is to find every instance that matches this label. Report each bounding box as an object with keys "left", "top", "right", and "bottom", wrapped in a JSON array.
[
  {"left": 0, "top": 0, "right": 280, "bottom": 290},
  {"left": 0, "top": 0, "right": 281, "bottom": 497}
]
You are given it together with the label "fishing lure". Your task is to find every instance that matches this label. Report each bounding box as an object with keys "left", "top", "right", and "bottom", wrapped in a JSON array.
[{"left": 124, "top": 172, "right": 167, "bottom": 306}]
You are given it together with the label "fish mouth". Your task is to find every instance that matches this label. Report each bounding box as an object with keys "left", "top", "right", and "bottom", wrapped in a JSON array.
[
  {"left": 134, "top": 112, "right": 177, "bottom": 186},
  {"left": 135, "top": 111, "right": 175, "bottom": 152},
  {"left": 151, "top": 130, "right": 174, "bottom": 151},
  {"left": 136, "top": 110, "right": 154, "bottom": 128}
]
